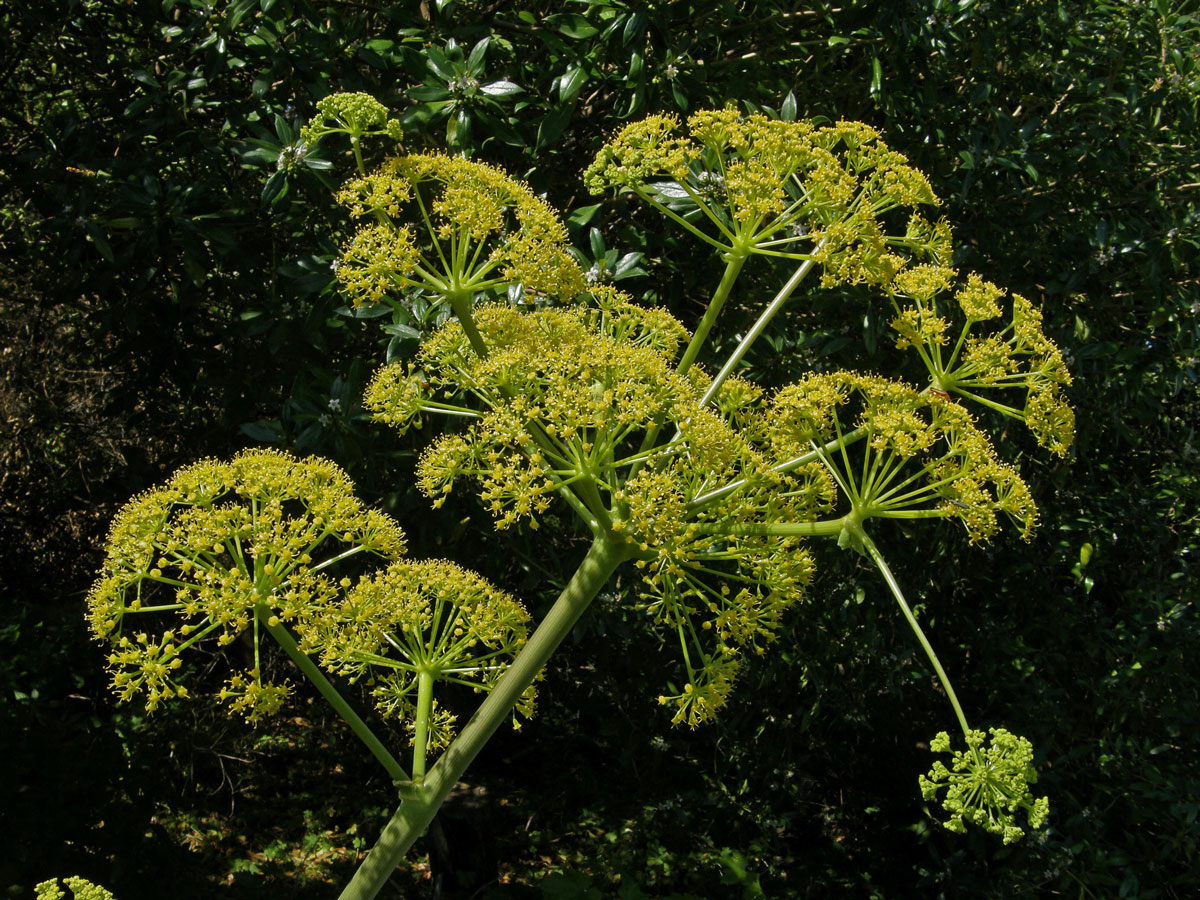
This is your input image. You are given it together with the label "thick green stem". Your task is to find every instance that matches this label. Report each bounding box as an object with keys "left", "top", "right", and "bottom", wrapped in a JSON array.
[
  {"left": 410, "top": 671, "right": 435, "bottom": 783},
  {"left": 676, "top": 251, "right": 748, "bottom": 376},
  {"left": 694, "top": 517, "right": 848, "bottom": 538},
  {"left": 350, "top": 134, "right": 367, "bottom": 177},
  {"left": 447, "top": 293, "right": 489, "bottom": 359},
  {"left": 850, "top": 525, "right": 972, "bottom": 737},
  {"left": 258, "top": 607, "right": 410, "bottom": 784},
  {"left": 337, "top": 534, "right": 632, "bottom": 900}
]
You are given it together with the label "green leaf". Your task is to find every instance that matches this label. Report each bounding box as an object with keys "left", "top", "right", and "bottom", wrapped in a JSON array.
[
  {"left": 567, "top": 204, "right": 601, "bottom": 228},
  {"left": 467, "top": 36, "right": 491, "bottom": 73},
  {"left": 589, "top": 226, "right": 606, "bottom": 259},
  {"left": 611, "top": 252, "right": 645, "bottom": 279},
  {"left": 425, "top": 47, "right": 458, "bottom": 82},
  {"left": 548, "top": 13, "right": 599, "bottom": 39},
  {"left": 448, "top": 108, "right": 471, "bottom": 146},
  {"left": 671, "top": 79, "right": 688, "bottom": 111},
  {"left": 240, "top": 420, "right": 283, "bottom": 442},
  {"left": 536, "top": 104, "right": 573, "bottom": 150},
  {"left": 339, "top": 302, "right": 392, "bottom": 319},
  {"left": 623, "top": 9, "right": 647, "bottom": 45},
  {"left": 558, "top": 66, "right": 587, "bottom": 105},
  {"left": 83, "top": 221, "right": 115, "bottom": 263},
  {"left": 274, "top": 113, "right": 295, "bottom": 143},
  {"left": 409, "top": 84, "right": 452, "bottom": 102},
  {"left": 649, "top": 181, "right": 689, "bottom": 199},
  {"left": 480, "top": 80, "right": 523, "bottom": 97},
  {"left": 261, "top": 170, "right": 287, "bottom": 205},
  {"left": 627, "top": 48, "right": 644, "bottom": 81},
  {"left": 781, "top": 91, "right": 798, "bottom": 122}
]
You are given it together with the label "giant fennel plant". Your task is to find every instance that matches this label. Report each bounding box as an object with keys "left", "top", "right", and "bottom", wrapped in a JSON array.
[{"left": 86, "top": 94, "right": 1069, "bottom": 898}]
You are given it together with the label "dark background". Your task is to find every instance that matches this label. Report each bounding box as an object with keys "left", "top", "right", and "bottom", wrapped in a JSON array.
[{"left": 2, "top": 1, "right": 1196, "bottom": 897}]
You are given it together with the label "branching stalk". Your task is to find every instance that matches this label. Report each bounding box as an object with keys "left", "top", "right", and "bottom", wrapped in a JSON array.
[
  {"left": 699, "top": 243, "right": 824, "bottom": 408},
  {"left": 258, "top": 605, "right": 410, "bottom": 784},
  {"left": 337, "top": 534, "right": 632, "bottom": 900}
]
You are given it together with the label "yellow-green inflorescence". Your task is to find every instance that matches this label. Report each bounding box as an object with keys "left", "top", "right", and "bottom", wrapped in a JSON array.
[
  {"left": 920, "top": 728, "right": 1050, "bottom": 844},
  {"left": 35, "top": 878, "right": 117, "bottom": 900},
  {"left": 340, "top": 106, "right": 1063, "bottom": 839},
  {"left": 310, "top": 558, "right": 534, "bottom": 750},
  {"left": 87, "top": 450, "right": 529, "bottom": 746},
  {"left": 888, "top": 265, "right": 1075, "bottom": 456},
  {"left": 585, "top": 108, "right": 951, "bottom": 284},
  {"left": 771, "top": 372, "right": 1039, "bottom": 543},
  {"left": 333, "top": 152, "right": 585, "bottom": 310},
  {"left": 299, "top": 91, "right": 404, "bottom": 147},
  {"left": 87, "top": 449, "right": 406, "bottom": 720},
  {"left": 365, "top": 289, "right": 834, "bottom": 727}
]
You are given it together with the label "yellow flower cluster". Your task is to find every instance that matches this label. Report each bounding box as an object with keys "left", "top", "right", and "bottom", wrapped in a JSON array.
[
  {"left": 300, "top": 91, "right": 403, "bottom": 146},
  {"left": 888, "top": 267, "right": 1075, "bottom": 456},
  {"left": 87, "top": 449, "right": 406, "bottom": 718},
  {"left": 337, "top": 223, "right": 421, "bottom": 306},
  {"left": 366, "top": 301, "right": 834, "bottom": 727},
  {"left": 771, "top": 372, "right": 1038, "bottom": 543},
  {"left": 334, "top": 153, "right": 585, "bottom": 308},
  {"left": 36, "top": 878, "right": 117, "bottom": 900},
  {"left": 311, "top": 559, "right": 534, "bottom": 745},
  {"left": 920, "top": 728, "right": 1050, "bottom": 843},
  {"left": 585, "top": 109, "right": 948, "bottom": 285}
]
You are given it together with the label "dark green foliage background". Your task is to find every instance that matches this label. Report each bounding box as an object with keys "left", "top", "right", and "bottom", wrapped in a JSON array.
[{"left": 1, "top": 1, "right": 1196, "bottom": 897}]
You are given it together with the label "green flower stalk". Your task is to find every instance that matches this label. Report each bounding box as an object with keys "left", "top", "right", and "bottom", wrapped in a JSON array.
[
  {"left": 300, "top": 92, "right": 404, "bottom": 173},
  {"left": 920, "top": 728, "right": 1050, "bottom": 843}
]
